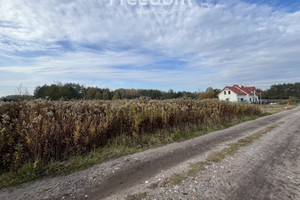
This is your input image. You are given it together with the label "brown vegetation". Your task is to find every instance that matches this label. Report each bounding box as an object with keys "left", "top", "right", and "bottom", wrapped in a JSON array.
[{"left": 0, "top": 99, "right": 260, "bottom": 173}]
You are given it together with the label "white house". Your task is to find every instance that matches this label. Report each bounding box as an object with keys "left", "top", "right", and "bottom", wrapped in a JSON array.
[{"left": 218, "top": 84, "right": 260, "bottom": 103}]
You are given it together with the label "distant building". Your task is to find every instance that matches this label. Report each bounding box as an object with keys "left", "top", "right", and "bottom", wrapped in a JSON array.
[{"left": 218, "top": 84, "right": 260, "bottom": 103}]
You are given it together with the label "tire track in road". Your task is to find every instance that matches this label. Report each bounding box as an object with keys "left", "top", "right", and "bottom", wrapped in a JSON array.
[{"left": 227, "top": 115, "right": 300, "bottom": 200}]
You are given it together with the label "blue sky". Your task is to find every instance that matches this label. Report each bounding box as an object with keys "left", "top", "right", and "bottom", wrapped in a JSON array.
[{"left": 0, "top": 0, "right": 300, "bottom": 96}]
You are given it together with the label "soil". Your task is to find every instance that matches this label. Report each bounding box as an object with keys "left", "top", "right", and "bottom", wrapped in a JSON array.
[{"left": 1, "top": 106, "right": 299, "bottom": 200}]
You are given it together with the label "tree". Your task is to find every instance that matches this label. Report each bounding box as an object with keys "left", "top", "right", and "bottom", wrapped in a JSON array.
[
  {"left": 112, "top": 93, "right": 120, "bottom": 100},
  {"left": 86, "top": 87, "right": 97, "bottom": 99},
  {"left": 16, "top": 84, "right": 30, "bottom": 100},
  {"left": 213, "top": 89, "right": 221, "bottom": 97},
  {"left": 102, "top": 91, "right": 110, "bottom": 100},
  {"left": 95, "top": 91, "right": 102, "bottom": 99},
  {"left": 34, "top": 85, "right": 47, "bottom": 99},
  {"left": 199, "top": 87, "right": 217, "bottom": 99}
]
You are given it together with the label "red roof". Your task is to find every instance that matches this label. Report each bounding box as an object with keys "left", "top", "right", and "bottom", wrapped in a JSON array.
[{"left": 218, "top": 85, "right": 259, "bottom": 96}]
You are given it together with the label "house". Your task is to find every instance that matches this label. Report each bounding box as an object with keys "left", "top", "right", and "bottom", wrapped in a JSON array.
[{"left": 218, "top": 84, "right": 260, "bottom": 103}]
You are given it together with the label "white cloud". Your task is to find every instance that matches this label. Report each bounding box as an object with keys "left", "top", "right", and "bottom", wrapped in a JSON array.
[{"left": 0, "top": 0, "right": 300, "bottom": 96}]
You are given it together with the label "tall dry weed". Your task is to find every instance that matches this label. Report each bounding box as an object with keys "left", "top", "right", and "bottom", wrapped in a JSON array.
[{"left": 0, "top": 99, "right": 260, "bottom": 171}]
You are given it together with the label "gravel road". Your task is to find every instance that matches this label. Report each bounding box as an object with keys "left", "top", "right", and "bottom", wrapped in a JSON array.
[
  {"left": 1, "top": 106, "right": 299, "bottom": 200},
  {"left": 141, "top": 108, "right": 300, "bottom": 200}
]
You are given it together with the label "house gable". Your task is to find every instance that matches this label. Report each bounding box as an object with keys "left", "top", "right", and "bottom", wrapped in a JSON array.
[{"left": 218, "top": 84, "right": 259, "bottom": 102}]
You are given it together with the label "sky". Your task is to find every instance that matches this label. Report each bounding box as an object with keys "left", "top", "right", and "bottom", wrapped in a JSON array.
[{"left": 0, "top": 0, "right": 300, "bottom": 96}]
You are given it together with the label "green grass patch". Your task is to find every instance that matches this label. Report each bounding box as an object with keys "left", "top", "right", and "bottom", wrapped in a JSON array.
[
  {"left": 188, "top": 161, "right": 210, "bottom": 175},
  {"left": 126, "top": 192, "right": 147, "bottom": 200},
  {"left": 161, "top": 173, "right": 187, "bottom": 186},
  {"left": 206, "top": 147, "right": 238, "bottom": 163}
]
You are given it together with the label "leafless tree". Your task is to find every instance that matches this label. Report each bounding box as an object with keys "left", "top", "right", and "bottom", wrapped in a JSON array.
[{"left": 16, "top": 83, "right": 29, "bottom": 100}]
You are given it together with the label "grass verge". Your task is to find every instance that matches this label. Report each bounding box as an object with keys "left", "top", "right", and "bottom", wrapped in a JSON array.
[{"left": 259, "top": 104, "right": 297, "bottom": 115}]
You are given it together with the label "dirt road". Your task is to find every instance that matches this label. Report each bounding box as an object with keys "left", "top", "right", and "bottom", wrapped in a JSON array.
[{"left": 1, "top": 106, "right": 299, "bottom": 200}]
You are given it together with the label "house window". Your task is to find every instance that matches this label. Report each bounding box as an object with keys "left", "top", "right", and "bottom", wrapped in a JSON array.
[
  {"left": 226, "top": 98, "right": 229, "bottom": 101},
  {"left": 228, "top": 91, "right": 231, "bottom": 95},
  {"left": 240, "top": 98, "right": 244, "bottom": 102},
  {"left": 224, "top": 91, "right": 226, "bottom": 95},
  {"left": 250, "top": 98, "right": 252, "bottom": 102}
]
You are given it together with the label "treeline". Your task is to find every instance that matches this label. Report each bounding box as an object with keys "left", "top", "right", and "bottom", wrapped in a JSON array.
[
  {"left": 34, "top": 83, "right": 198, "bottom": 100},
  {"left": 263, "top": 83, "right": 300, "bottom": 99},
  {"left": 0, "top": 95, "right": 33, "bottom": 102},
  {"left": 33, "top": 83, "right": 219, "bottom": 100},
  {"left": 3, "top": 82, "right": 299, "bottom": 102}
]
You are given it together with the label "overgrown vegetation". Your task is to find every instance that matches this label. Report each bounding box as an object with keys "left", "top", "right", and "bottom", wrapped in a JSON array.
[{"left": 0, "top": 99, "right": 261, "bottom": 187}]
